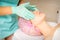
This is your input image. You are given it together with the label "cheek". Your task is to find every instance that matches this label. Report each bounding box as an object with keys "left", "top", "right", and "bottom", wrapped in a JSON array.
[
  {"left": 39, "top": 13, "right": 45, "bottom": 21},
  {"left": 18, "top": 18, "right": 33, "bottom": 28},
  {"left": 18, "top": 18, "right": 42, "bottom": 35},
  {"left": 18, "top": 18, "right": 34, "bottom": 32}
]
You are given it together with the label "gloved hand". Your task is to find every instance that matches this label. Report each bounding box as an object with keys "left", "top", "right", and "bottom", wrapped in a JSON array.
[
  {"left": 12, "top": 6, "right": 34, "bottom": 20},
  {"left": 20, "top": 2, "right": 38, "bottom": 11},
  {"left": 12, "top": 2, "right": 38, "bottom": 20}
]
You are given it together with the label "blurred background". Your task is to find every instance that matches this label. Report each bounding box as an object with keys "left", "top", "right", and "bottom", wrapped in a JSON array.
[{"left": 24, "top": 0, "right": 60, "bottom": 23}]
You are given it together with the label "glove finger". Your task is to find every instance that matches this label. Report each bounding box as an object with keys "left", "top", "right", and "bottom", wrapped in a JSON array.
[
  {"left": 28, "top": 5, "right": 36, "bottom": 7},
  {"left": 26, "top": 5, "right": 38, "bottom": 11},
  {"left": 29, "top": 5, "right": 38, "bottom": 11},
  {"left": 22, "top": 16, "right": 30, "bottom": 20},
  {"left": 28, "top": 7, "right": 37, "bottom": 11},
  {"left": 18, "top": 12, "right": 31, "bottom": 20},
  {"left": 22, "top": 10, "right": 34, "bottom": 20},
  {"left": 26, "top": 5, "right": 36, "bottom": 9},
  {"left": 26, "top": 11, "right": 35, "bottom": 19},
  {"left": 20, "top": 2, "right": 30, "bottom": 6},
  {"left": 18, "top": 6, "right": 34, "bottom": 20}
]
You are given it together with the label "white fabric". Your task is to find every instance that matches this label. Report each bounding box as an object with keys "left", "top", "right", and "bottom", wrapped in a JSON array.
[
  {"left": 52, "top": 28, "right": 60, "bottom": 40},
  {"left": 47, "top": 22, "right": 57, "bottom": 27},
  {"left": 12, "top": 29, "right": 44, "bottom": 40}
]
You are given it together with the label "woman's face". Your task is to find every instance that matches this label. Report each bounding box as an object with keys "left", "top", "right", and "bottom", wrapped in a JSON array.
[{"left": 31, "top": 11, "right": 46, "bottom": 25}]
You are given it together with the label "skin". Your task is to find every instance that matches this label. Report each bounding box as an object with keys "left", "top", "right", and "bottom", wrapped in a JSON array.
[
  {"left": 5, "top": 11, "right": 60, "bottom": 40},
  {"left": 1, "top": 0, "right": 60, "bottom": 40},
  {"left": 0, "top": 7, "right": 12, "bottom": 15},
  {"left": 18, "top": 17, "right": 42, "bottom": 36},
  {"left": 0, "top": 0, "right": 24, "bottom": 16},
  {"left": 5, "top": 0, "right": 26, "bottom": 40},
  {"left": 0, "top": 0, "right": 23, "bottom": 40},
  {"left": 31, "top": 11, "right": 60, "bottom": 40}
]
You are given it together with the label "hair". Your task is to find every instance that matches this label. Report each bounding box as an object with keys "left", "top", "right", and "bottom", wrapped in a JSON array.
[{"left": 18, "top": 0, "right": 22, "bottom": 6}]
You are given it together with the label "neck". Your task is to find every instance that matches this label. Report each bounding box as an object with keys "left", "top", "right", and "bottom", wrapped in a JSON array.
[{"left": 37, "top": 21, "right": 53, "bottom": 37}]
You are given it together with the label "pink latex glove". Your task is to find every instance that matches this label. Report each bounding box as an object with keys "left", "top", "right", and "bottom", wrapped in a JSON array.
[{"left": 18, "top": 18, "right": 42, "bottom": 36}]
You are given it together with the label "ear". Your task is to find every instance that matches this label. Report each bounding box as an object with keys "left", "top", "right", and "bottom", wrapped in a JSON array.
[{"left": 55, "top": 24, "right": 60, "bottom": 29}]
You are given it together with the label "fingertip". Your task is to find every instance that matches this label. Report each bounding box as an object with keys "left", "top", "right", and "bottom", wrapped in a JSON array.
[
  {"left": 30, "top": 15, "right": 35, "bottom": 20},
  {"left": 26, "top": 2, "right": 30, "bottom": 5}
]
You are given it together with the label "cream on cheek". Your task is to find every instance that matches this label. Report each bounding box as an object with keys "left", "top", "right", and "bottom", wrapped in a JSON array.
[{"left": 18, "top": 18, "right": 42, "bottom": 36}]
